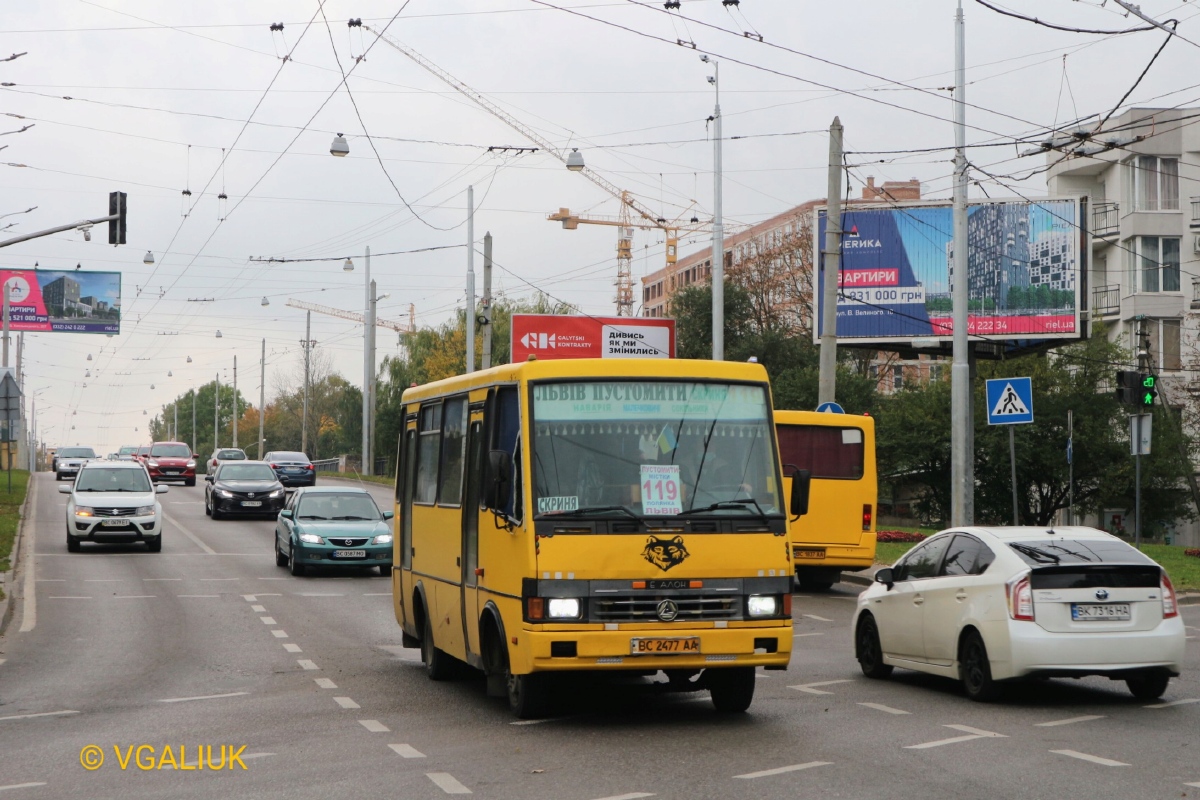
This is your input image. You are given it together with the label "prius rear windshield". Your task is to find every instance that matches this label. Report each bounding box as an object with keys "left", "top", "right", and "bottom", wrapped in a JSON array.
[{"left": 1007, "top": 539, "right": 1156, "bottom": 567}]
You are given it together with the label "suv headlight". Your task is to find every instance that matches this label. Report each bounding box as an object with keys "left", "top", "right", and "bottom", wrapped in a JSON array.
[
  {"left": 547, "top": 598, "right": 582, "bottom": 619},
  {"left": 147, "top": 460, "right": 159, "bottom": 468},
  {"left": 76, "top": 506, "right": 95, "bottom": 517},
  {"left": 747, "top": 595, "right": 778, "bottom": 617},
  {"left": 298, "top": 533, "right": 323, "bottom": 544},
  {"left": 372, "top": 534, "right": 393, "bottom": 545},
  {"left": 135, "top": 505, "right": 156, "bottom": 516},
  {"left": 216, "top": 489, "right": 233, "bottom": 498},
  {"left": 186, "top": 460, "right": 196, "bottom": 468}
]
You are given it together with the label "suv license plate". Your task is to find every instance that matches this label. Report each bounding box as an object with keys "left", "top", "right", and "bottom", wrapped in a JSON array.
[
  {"left": 101, "top": 518, "right": 129, "bottom": 527},
  {"left": 332, "top": 550, "right": 366, "bottom": 559},
  {"left": 241, "top": 500, "right": 262, "bottom": 507},
  {"left": 630, "top": 637, "right": 700, "bottom": 655},
  {"left": 1071, "top": 603, "right": 1131, "bottom": 621}
]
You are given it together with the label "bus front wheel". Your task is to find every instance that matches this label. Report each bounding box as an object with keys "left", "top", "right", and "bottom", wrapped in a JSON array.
[
  {"left": 507, "top": 669, "right": 549, "bottom": 719},
  {"left": 707, "top": 667, "right": 756, "bottom": 712}
]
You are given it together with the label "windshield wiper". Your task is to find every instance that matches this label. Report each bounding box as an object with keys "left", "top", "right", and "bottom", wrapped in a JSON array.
[
  {"left": 333, "top": 515, "right": 373, "bottom": 520},
  {"left": 679, "top": 497, "right": 773, "bottom": 522},
  {"left": 1045, "top": 544, "right": 1097, "bottom": 562},
  {"left": 1009, "top": 543, "right": 1060, "bottom": 564},
  {"left": 299, "top": 515, "right": 329, "bottom": 520},
  {"left": 542, "top": 504, "right": 641, "bottom": 522}
]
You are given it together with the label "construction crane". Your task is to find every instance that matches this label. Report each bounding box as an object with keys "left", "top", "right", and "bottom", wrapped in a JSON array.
[
  {"left": 364, "top": 25, "right": 707, "bottom": 316},
  {"left": 286, "top": 298, "right": 415, "bottom": 334}
]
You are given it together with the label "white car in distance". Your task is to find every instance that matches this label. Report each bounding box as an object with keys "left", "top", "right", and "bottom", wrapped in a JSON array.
[
  {"left": 59, "top": 461, "right": 169, "bottom": 552},
  {"left": 853, "top": 526, "right": 1185, "bottom": 702},
  {"left": 207, "top": 447, "right": 247, "bottom": 474}
]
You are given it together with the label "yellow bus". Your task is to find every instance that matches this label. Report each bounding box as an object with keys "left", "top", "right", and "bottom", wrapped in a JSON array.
[
  {"left": 776, "top": 410, "right": 877, "bottom": 591},
  {"left": 391, "top": 357, "right": 810, "bottom": 718}
]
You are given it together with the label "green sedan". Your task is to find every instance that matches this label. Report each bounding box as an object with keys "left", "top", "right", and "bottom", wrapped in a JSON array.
[{"left": 274, "top": 486, "right": 395, "bottom": 577}]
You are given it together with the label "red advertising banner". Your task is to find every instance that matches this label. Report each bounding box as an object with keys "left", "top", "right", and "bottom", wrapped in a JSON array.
[
  {"left": 0, "top": 268, "right": 122, "bottom": 334},
  {"left": 510, "top": 314, "right": 675, "bottom": 362}
]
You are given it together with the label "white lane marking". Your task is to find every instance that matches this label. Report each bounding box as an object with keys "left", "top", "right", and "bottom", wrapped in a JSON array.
[
  {"left": 296, "top": 592, "right": 344, "bottom": 597},
  {"left": 0, "top": 659, "right": 5, "bottom": 667},
  {"left": 333, "top": 697, "right": 360, "bottom": 709},
  {"left": 734, "top": 761, "right": 832, "bottom": 779},
  {"left": 359, "top": 720, "right": 389, "bottom": 732},
  {"left": 788, "top": 680, "right": 852, "bottom": 695},
  {"left": 589, "top": 794, "right": 655, "bottom": 800},
  {"left": 158, "top": 692, "right": 249, "bottom": 703},
  {"left": 793, "top": 632, "right": 825, "bottom": 638},
  {"left": 1051, "top": 750, "right": 1129, "bottom": 767},
  {"left": 177, "top": 595, "right": 220, "bottom": 598},
  {"left": 48, "top": 596, "right": 91, "bottom": 600},
  {"left": 143, "top": 578, "right": 181, "bottom": 581},
  {"left": 114, "top": 595, "right": 156, "bottom": 599},
  {"left": 802, "top": 614, "right": 833, "bottom": 622},
  {"left": 283, "top": 644, "right": 302, "bottom": 653},
  {"left": 298, "top": 660, "right": 319, "bottom": 670},
  {"left": 255, "top": 593, "right": 282, "bottom": 596},
  {"left": 1035, "top": 715, "right": 1105, "bottom": 727},
  {"left": 510, "top": 718, "right": 560, "bottom": 725},
  {"left": 271, "top": 630, "right": 288, "bottom": 638},
  {"left": 250, "top": 605, "right": 266, "bottom": 612},
  {"left": 905, "top": 725, "right": 1006, "bottom": 750},
  {"left": 242, "top": 595, "right": 257, "bottom": 601},
  {"left": 0, "top": 710, "right": 79, "bottom": 722},
  {"left": 315, "top": 678, "right": 337, "bottom": 689},
  {"left": 18, "top": 480, "right": 37, "bottom": 632},
  {"left": 426, "top": 772, "right": 471, "bottom": 793},
  {"left": 0, "top": 783, "right": 49, "bottom": 792},
  {"left": 858, "top": 702, "right": 910, "bottom": 715},
  {"left": 1185, "top": 782, "right": 1200, "bottom": 788},
  {"left": 754, "top": 674, "right": 770, "bottom": 679},
  {"left": 1145, "top": 698, "right": 1200, "bottom": 709},
  {"left": 35, "top": 579, "right": 65, "bottom": 582},
  {"left": 260, "top": 617, "right": 276, "bottom": 624},
  {"left": 389, "top": 743, "right": 426, "bottom": 758},
  {"left": 163, "top": 511, "right": 216, "bottom": 555}
]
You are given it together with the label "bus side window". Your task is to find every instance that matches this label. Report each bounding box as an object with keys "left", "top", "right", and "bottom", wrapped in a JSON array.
[
  {"left": 415, "top": 403, "right": 442, "bottom": 505},
  {"left": 485, "top": 387, "right": 521, "bottom": 522}
]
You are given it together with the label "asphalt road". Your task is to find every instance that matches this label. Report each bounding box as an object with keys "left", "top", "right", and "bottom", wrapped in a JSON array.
[{"left": 1, "top": 472, "right": 1198, "bottom": 799}]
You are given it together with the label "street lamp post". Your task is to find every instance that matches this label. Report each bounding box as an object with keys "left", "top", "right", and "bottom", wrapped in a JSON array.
[{"left": 701, "top": 54, "right": 724, "bottom": 361}]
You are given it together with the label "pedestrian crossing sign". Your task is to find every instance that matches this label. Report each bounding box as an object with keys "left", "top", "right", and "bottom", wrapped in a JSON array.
[{"left": 985, "top": 377, "right": 1034, "bottom": 425}]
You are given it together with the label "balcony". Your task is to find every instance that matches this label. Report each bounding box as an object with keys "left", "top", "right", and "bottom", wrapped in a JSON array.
[
  {"left": 1192, "top": 197, "right": 1200, "bottom": 227},
  {"left": 1193, "top": 277, "right": 1200, "bottom": 310},
  {"left": 1092, "top": 202, "right": 1119, "bottom": 238},
  {"left": 1092, "top": 284, "right": 1120, "bottom": 316}
]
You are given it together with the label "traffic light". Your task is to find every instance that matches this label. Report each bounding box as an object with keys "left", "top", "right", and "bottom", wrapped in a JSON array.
[
  {"left": 1116, "top": 370, "right": 1141, "bottom": 406},
  {"left": 108, "top": 191, "right": 127, "bottom": 245},
  {"left": 1140, "top": 373, "right": 1158, "bottom": 407}
]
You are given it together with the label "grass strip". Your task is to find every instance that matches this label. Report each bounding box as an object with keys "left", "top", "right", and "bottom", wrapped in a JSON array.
[{"left": 0, "top": 469, "right": 31, "bottom": 600}]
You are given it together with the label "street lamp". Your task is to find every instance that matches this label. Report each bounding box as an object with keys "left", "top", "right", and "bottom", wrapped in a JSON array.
[
  {"left": 261, "top": 296, "right": 270, "bottom": 307},
  {"left": 343, "top": 258, "right": 354, "bottom": 272},
  {"left": 143, "top": 251, "right": 155, "bottom": 265},
  {"left": 330, "top": 134, "right": 349, "bottom": 157},
  {"left": 565, "top": 148, "right": 585, "bottom": 171},
  {"left": 701, "top": 53, "right": 724, "bottom": 361},
  {"left": 215, "top": 330, "right": 222, "bottom": 338}
]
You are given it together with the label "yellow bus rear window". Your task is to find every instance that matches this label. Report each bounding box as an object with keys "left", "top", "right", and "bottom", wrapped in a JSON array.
[{"left": 777, "top": 425, "right": 864, "bottom": 480}]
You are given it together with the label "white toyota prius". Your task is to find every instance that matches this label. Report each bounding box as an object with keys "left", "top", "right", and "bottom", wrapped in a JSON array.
[{"left": 852, "top": 526, "right": 1186, "bottom": 701}]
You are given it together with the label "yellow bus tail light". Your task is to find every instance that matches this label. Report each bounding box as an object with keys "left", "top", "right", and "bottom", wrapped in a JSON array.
[{"left": 862, "top": 504, "right": 872, "bottom": 531}]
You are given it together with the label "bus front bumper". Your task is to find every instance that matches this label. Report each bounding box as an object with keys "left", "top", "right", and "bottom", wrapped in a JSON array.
[{"left": 520, "top": 624, "right": 793, "bottom": 673}]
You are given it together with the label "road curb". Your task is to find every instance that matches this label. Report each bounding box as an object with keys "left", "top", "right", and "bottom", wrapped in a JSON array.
[{"left": 0, "top": 472, "right": 34, "bottom": 637}]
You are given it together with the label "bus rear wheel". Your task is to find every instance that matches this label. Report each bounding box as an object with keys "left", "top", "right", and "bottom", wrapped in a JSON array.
[
  {"left": 421, "top": 607, "right": 454, "bottom": 682},
  {"left": 707, "top": 666, "right": 756, "bottom": 712}
]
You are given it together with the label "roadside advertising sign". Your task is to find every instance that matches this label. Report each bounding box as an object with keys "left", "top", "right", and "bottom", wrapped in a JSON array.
[
  {"left": 814, "top": 199, "right": 1081, "bottom": 345},
  {"left": 511, "top": 314, "right": 675, "bottom": 362},
  {"left": 1, "top": 268, "right": 122, "bottom": 334}
]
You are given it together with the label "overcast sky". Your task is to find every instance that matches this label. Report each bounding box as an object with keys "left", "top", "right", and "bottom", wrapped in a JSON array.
[{"left": 4, "top": 0, "right": 1197, "bottom": 451}]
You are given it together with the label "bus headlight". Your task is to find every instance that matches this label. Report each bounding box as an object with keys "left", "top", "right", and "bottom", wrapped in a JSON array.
[
  {"left": 547, "top": 598, "right": 581, "bottom": 619},
  {"left": 747, "top": 595, "right": 778, "bottom": 617}
]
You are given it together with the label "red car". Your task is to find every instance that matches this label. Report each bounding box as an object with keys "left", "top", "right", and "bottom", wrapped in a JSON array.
[{"left": 146, "top": 441, "right": 198, "bottom": 486}]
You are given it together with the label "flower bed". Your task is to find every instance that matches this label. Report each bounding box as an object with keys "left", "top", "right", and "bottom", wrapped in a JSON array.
[
  {"left": 876, "top": 530, "right": 928, "bottom": 543},
  {"left": 1185, "top": 548, "right": 1200, "bottom": 559}
]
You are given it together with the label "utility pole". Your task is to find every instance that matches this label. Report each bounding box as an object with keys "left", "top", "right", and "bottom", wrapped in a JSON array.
[
  {"left": 818, "top": 117, "right": 843, "bottom": 406},
  {"left": 362, "top": 245, "right": 372, "bottom": 476},
  {"left": 173, "top": 400, "right": 178, "bottom": 446},
  {"left": 950, "top": 0, "right": 973, "bottom": 527},
  {"left": 191, "top": 388, "right": 196, "bottom": 454},
  {"left": 1067, "top": 409, "right": 1074, "bottom": 525},
  {"left": 258, "top": 338, "right": 265, "bottom": 460},
  {"left": 466, "top": 185, "right": 476, "bottom": 373},
  {"left": 702, "top": 55, "right": 724, "bottom": 361},
  {"left": 1134, "top": 316, "right": 1151, "bottom": 546},
  {"left": 232, "top": 355, "right": 238, "bottom": 448},
  {"left": 367, "top": 278, "right": 378, "bottom": 475},
  {"left": 302, "top": 310, "right": 311, "bottom": 453},
  {"left": 481, "top": 232, "right": 494, "bottom": 369},
  {"left": 214, "top": 372, "right": 219, "bottom": 453},
  {"left": 2, "top": 282, "right": 9, "bottom": 369}
]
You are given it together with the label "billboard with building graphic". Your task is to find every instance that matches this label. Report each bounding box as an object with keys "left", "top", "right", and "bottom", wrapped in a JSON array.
[
  {"left": 0, "top": 269, "right": 121, "bottom": 334},
  {"left": 814, "top": 198, "right": 1082, "bottom": 344}
]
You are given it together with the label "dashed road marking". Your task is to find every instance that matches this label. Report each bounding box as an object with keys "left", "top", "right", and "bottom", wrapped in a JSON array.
[
  {"left": 242, "top": 595, "right": 257, "bottom": 602},
  {"left": 1035, "top": 715, "right": 1105, "bottom": 727},
  {"left": 1145, "top": 698, "right": 1200, "bottom": 709},
  {"left": 250, "top": 605, "right": 266, "bottom": 612},
  {"left": 788, "top": 680, "right": 852, "bottom": 695},
  {"left": 905, "top": 725, "right": 1006, "bottom": 749},
  {"left": 510, "top": 718, "right": 561, "bottom": 725},
  {"left": 0, "top": 710, "right": 79, "bottom": 722},
  {"left": 48, "top": 596, "right": 91, "bottom": 600},
  {"left": 389, "top": 744, "right": 426, "bottom": 758},
  {"left": 858, "top": 702, "right": 910, "bottom": 715},
  {"left": 359, "top": 720, "right": 389, "bottom": 732},
  {"left": 802, "top": 614, "right": 833, "bottom": 622},
  {"left": 159, "top": 692, "right": 249, "bottom": 704},
  {"left": 271, "top": 630, "right": 288, "bottom": 638},
  {"left": 1185, "top": 782, "right": 1200, "bottom": 788},
  {"left": 164, "top": 512, "right": 216, "bottom": 555},
  {"left": 260, "top": 616, "right": 276, "bottom": 624},
  {"left": 297, "top": 660, "right": 319, "bottom": 670},
  {"left": 315, "top": 678, "right": 337, "bottom": 689},
  {"left": 793, "top": 632, "right": 824, "bottom": 638},
  {"left": 1051, "top": 750, "right": 1129, "bottom": 767},
  {"left": 590, "top": 794, "right": 654, "bottom": 800},
  {"left": 0, "top": 783, "right": 49, "bottom": 792},
  {"left": 734, "top": 762, "right": 832, "bottom": 779},
  {"left": 283, "top": 644, "right": 302, "bottom": 653},
  {"left": 427, "top": 772, "right": 471, "bottom": 793},
  {"left": 333, "top": 697, "right": 360, "bottom": 709}
]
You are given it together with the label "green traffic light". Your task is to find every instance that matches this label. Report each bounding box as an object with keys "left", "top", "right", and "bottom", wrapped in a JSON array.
[
  {"left": 1143, "top": 375, "right": 1156, "bottom": 388},
  {"left": 1143, "top": 392, "right": 1154, "bottom": 405}
]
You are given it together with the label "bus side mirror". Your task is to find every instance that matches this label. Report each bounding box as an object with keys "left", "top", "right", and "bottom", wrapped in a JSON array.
[
  {"left": 485, "top": 450, "right": 512, "bottom": 509},
  {"left": 789, "top": 469, "right": 811, "bottom": 517}
]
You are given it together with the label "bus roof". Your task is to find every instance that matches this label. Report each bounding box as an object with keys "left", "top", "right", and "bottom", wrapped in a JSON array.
[{"left": 774, "top": 408, "right": 874, "bottom": 433}]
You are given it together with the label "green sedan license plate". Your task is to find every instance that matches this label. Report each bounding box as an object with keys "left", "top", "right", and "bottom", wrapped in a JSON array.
[{"left": 332, "top": 550, "right": 367, "bottom": 559}]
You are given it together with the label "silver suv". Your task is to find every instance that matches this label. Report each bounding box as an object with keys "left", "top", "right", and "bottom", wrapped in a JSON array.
[
  {"left": 54, "top": 446, "right": 98, "bottom": 480},
  {"left": 59, "top": 461, "right": 168, "bottom": 552}
]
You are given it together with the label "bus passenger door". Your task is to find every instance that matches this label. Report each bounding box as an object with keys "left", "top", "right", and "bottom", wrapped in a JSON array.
[
  {"left": 460, "top": 418, "right": 484, "bottom": 662},
  {"left": 398, "top": 426, "right": 417, "bottom": 634}
]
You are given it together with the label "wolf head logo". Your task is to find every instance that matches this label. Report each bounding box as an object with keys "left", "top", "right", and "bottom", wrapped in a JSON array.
[{"left": 642, "top": 535, "right": 689, "bottom": 572}]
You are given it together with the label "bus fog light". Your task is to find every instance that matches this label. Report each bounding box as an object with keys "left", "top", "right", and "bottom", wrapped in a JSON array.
[
  {"left": 748, "top": 595, "right": 778, "bottom": 617},
  {"left": 547, "top": 598, "right": 581, "bottom": 619}
]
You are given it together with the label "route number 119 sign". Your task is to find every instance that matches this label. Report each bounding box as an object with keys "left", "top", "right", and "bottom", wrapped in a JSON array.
[{"left": 640, "top": 464, "right": 682, "bottom": 516}]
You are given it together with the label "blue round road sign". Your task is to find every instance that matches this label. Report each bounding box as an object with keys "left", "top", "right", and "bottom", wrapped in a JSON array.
[{"left": 816, "top": 402, "right": 845, "bottom": 414}]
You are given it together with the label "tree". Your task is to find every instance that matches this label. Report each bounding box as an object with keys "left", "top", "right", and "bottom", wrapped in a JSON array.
[{"left": 151, "top": 380, "right": 250, "bottom": 461}]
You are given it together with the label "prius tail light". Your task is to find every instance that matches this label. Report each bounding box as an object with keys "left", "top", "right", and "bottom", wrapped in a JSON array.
[
  {"left": 1006, "top": 572, "right": 1034, "bottom": 621},
  {"left": 1162, "top": 573, "right": 1178, "bottom": 618}
]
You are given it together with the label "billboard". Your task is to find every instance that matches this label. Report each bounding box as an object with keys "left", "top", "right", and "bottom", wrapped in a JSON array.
[
  {"left": 1, "top": 269, "right": 121, "bottom": 334},
  {"left": 814, "top": 198, "right": 1082, "bottom": 344},
  {"left": 511, "top": 314, "right": 675, "bottom": 362}
]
